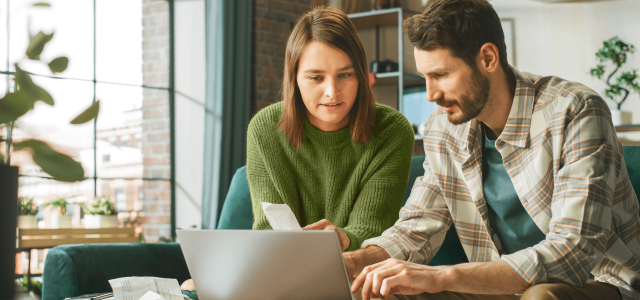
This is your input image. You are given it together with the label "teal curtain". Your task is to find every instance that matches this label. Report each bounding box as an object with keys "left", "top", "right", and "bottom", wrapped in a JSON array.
[{"left": 202, "top": 0, "right": 252, "bottom": 229}]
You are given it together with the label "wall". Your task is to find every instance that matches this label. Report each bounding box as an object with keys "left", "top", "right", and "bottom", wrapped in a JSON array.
[
  {"left": 142, "top": 0, "right": 171, "bottom": 241},
  {"left": 251, "top": 0, "right": 314, "bottom": 115},
  {"left": 491, "top": 0, "right": 640, "bottom": 141}
]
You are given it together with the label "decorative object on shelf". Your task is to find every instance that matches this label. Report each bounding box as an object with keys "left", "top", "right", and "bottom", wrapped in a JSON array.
[
  {"left": 590, "top": 36, "right": 639, "bottom": 126},
  {"left": 81, "top": 196, "right": 119, "bottom": 229},
  {"left": 44, "top": 198, "right": 72, "bottom": 229},
  {"left": 370, "top": 59, "right": 399, "bottom": 73},
  {"left": 18, "top": 197, "right": 38, "bottom": 229}
]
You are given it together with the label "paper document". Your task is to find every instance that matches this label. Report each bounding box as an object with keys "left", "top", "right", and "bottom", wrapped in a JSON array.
[
  {"left": 261, "top": 202, "right": 302, "bottom": 230},
  {"left": 108, "top": 277, "right": 184, "bottom": 300}
]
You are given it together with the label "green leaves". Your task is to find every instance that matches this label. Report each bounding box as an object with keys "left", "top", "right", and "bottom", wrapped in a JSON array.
[
  {"left": 48, "top": 57, "right": 69, "bottom": 73},
  {"left": 595, "top": 36, "right": 635, "bottom": 66},
  {"left": 13, "top": 139, "right": 84, "bottom": 182},
  {"left": 619, "top": 70, "right": 640, "bottom": 93},
  {"left": 80, "top": 196, "right": 117, "bottom": 215},
  {"left": 14, "top": 64, "right": 54, "bottom": 105},
  {"left": 26, "top": 31, "right": 54, "bottom": 60},
  {"left": 71, "top": 100, "right": 100, "bottom": 124},
  {"left": 0, "top": 91, "right": 35, "bottom": 123},
  {"left": 591, "top": 36, "right": 638, "bottom": 106},
  {"left": 33, "top": 3, "right": 51, "bottom": 7},
  {"left": 590, "top": 65, "right": 605, "bottom": 80}
]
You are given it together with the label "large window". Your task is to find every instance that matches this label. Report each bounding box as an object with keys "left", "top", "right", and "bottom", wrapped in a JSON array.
[{"left": 1, "top": 0, "right": 174, "bottom": 242}]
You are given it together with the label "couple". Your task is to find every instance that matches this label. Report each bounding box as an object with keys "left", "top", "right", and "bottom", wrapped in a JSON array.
[{"left": 248, "top": 1, "right": 639, "bottom": 300}]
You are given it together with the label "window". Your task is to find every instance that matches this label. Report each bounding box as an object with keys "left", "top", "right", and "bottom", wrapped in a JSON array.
[
  {"left": 1, "top": 0, "right": 174, "bottom": 242},
  {"left": 115, "top": 189, "right": 126, "bottom": 212}
]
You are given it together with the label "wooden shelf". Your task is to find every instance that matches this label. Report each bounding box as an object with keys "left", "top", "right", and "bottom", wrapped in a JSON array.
[
  {"left": 615, "top": 124, "right": 640, "bottom": 133},
  {"left": 16, "top": 227, "right": 136, "bottom": 250}
]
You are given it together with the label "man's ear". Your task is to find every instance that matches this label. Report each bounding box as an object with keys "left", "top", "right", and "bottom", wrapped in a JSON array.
[{"left": 477, "top": 43, "right": 500, "bottom": 72}]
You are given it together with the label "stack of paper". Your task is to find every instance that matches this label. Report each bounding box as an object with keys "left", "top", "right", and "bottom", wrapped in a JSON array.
[{"left": 108, "top": 277, "right": 187, "bottom": 300}]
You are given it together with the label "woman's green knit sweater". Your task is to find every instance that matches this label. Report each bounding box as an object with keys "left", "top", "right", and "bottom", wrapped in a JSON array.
[{"left": 246, "top": 102, "right": 415, "bottom": 251}]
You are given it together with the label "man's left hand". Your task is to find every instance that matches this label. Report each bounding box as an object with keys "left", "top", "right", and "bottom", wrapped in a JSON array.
[{"left": 351, "top": 258, "right": 450, "bottom": 300}]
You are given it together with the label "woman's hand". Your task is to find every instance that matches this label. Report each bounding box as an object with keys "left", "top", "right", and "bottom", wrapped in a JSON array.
[
  {"left": 302, "top": 219, "right": 350, "bottom": 251},
  {"left": 180, "top": 279, "right": 195, "bottom": 291}
]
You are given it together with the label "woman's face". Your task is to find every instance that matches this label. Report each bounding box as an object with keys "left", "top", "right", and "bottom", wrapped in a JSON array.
[{"left": 296, "top": 41, "right": 359, "bottom": 132}]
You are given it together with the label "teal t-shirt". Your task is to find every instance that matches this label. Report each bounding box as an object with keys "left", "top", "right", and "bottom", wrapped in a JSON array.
[{"left": 482, "top": 125, "right": 546, "bottom": 255}]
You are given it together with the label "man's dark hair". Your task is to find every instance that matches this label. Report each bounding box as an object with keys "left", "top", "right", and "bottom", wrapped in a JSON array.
[{"left": 403, "top": 0, "right": 509, "bottom": 72}]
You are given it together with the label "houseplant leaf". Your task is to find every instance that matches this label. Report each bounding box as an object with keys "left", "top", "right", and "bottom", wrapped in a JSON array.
[
  {"left": 26, "top": 31, "right": 54, "bottom": 60},
  {"left": 0, "top": 91, "right": 36, "bottom": 123},
  {"left": 13, "top": 139, "right": 84, "bottom": 182},
  {"left": 48, "top": 57, "right": 68, "bottom": 73},
  {"left": 14, "top": 65, "right": 54, "bottom": 105},
  {"left": 70, "top": 100, "right": 100, "bottom": 124}
]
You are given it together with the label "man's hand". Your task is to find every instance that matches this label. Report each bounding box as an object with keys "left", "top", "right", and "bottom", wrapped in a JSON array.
[
  {"left": 352, "top": 258, "right": 449, "bottom": 300},
  {"left": 351, "top": 257, "right": 531, "bottom": 299},
  {"left": 302, "top": 219, "right": 350, "bottom": 251}
]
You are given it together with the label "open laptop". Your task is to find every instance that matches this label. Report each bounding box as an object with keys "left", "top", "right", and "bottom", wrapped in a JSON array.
[{"left": 177, "top": 230, "right": 355, "bottom": 300}]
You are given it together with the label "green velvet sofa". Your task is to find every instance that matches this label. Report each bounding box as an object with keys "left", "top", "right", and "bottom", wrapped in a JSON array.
[{"left": 42, "top": 146, "right": 640, "bottom": 300}]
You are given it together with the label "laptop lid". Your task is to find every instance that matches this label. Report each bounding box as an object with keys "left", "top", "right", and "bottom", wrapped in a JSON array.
[{"left": 177, "top": 230, "right": 354, "bottom": 300}]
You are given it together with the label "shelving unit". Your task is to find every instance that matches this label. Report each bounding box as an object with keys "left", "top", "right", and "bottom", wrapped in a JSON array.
[
  {"left": 348, "top": 8, "right": 421, "bottom": 112},
  {"left": 615, "top": 124, "right": 640, "bottom": 133}
]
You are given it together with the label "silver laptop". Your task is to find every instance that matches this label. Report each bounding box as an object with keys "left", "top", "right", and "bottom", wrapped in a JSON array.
[{"left": 177, "top": 230, "right": 354, "bottom": 300}]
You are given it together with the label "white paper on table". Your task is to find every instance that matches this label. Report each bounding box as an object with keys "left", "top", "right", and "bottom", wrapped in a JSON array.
[
  {"left": 261, "top": 202, "right": 302, "bottom": 230},
  {"left": 108, "top": 277, "right": 183, "bottom": 300},
  {"left": 138, "top": 291, "right": 165, "bottom": 300}
]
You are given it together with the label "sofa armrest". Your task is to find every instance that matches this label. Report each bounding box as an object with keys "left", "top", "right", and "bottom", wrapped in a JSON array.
[{"left": 42, "top": 243, "right": 190, "bottom": 300}]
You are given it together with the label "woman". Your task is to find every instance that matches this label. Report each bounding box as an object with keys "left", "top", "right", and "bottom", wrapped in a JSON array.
[{"left": 247, "top": 6, "right": 415, "bottom": 252}]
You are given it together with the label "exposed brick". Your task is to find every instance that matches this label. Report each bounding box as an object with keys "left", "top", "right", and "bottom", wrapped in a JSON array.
[{"left": 152, "top": 144, "right": 164, "bottom": 153}]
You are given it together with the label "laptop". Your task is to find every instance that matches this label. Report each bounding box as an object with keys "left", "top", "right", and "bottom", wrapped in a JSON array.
[{"left": 176, "top": 230, "right": 355, "bottom": 300}]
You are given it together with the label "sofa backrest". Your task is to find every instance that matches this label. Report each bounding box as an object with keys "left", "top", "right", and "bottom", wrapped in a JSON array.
[{"left": 217, "top": 146, "right": 640, "bottom": 264}]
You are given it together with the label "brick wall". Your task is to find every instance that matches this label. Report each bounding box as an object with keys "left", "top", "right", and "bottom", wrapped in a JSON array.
[
  {"left": 141, "top": 0, "right": 171, "bottom": 242},
  {"left": 251, "top": 0, "right": 314, "bottom": 115}
]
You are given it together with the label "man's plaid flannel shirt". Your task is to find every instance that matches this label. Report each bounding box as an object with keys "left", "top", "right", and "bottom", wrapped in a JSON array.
[{"left": 363, "top": 67, "right": 640, "bottom": 299}]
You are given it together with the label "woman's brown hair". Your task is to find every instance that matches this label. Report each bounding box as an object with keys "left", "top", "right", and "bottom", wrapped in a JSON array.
[{"left": 277, "top": 6, "right": 375, "bottom": 148}]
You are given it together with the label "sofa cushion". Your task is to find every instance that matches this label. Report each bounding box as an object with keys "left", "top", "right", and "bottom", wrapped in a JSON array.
[
  {"left": 624, "top": 146, "right": 640, "bottom": 199},
  {"left": 42, "top": 243, "right": 190, "bottom": 300},
  {"left": 217, "top": 166, "right": 253, "bottom": 229}
]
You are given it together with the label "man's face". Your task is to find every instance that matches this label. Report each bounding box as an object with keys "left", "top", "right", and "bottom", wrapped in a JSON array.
[{"left": 414, "top": 47, "right": 490, "bottom": 125}]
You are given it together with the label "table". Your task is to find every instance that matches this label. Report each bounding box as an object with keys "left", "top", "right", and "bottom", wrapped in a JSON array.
[{"left": 16, "top": 228, "right": 136, "bottom": 292}]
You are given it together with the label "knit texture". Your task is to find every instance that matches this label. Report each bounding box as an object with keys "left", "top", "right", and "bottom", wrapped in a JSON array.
[{"left": 247, "top": 102, "right": 415, "bottom": 251}]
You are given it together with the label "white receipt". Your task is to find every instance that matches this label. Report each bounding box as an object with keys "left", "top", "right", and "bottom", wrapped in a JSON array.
[
  {"left": 108, "top": 277, "right": 183, "bottom": 300},
  {"left": 261, "top": 202, "right": 302, "bottom": 230},
  {"left": 138, "top": 291, "right": 165, "bottom": 300}
]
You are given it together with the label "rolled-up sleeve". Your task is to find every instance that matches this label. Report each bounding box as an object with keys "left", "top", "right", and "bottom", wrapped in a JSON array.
[{"left": 362, "top": 158, "right": 453, "bottom": 264}]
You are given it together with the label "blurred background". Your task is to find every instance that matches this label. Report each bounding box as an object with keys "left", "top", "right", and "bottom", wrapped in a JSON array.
[{"left": 1, "top": 0, "right": 639, "bottom": 296}]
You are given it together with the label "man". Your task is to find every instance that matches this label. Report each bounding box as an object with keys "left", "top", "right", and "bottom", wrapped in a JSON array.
[{"left": 345, "top": 1, "right": 640, "bottom": 299}]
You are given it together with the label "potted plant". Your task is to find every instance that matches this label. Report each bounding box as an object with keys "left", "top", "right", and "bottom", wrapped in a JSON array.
[
  {"left": 43, "top": 197, "right": 71, "bottom": 229},
  {"left": 17, "top": 197, "right": 38, "bottom": 229},
  {"left": 0, "top": 3, "right": 100, "bottom": 298},
  {"left": 81, "top": 196, "right": 119, "bottom": 228},
  {"left": 590, "top": 36, "right": 640, "bottom": 125}
]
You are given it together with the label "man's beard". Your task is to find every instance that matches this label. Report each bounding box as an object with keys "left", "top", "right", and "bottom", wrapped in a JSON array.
[{"left": 436, "top": 69, "right": 491, "bottom": 125}]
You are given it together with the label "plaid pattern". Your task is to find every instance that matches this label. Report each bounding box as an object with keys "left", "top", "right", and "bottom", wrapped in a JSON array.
[{"left": 362, "top": 67, "right": 640, "bottom": 299}]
